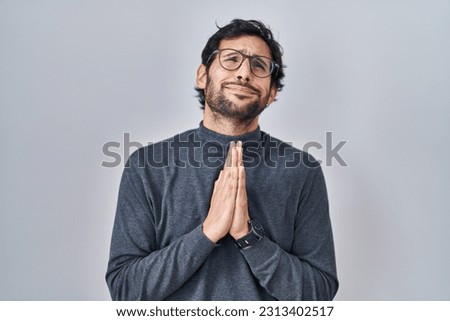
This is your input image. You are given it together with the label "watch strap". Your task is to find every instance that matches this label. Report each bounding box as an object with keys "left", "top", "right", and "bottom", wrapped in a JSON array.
[{"left": 234, "top": 220, "right": 264, "bottom": 249}]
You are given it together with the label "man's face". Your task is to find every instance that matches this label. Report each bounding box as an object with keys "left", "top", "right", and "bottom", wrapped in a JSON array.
[{"left": 197, "top": 35, "right": 277, "bottom": 125}]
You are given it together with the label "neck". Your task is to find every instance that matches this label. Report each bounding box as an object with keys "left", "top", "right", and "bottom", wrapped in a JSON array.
[{"left": 203, "top": 107, "right": 259, "bottom": 136}]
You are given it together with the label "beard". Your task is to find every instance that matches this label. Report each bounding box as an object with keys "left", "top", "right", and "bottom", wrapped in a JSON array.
[{"left": 205, "top": 79, "right": 268, "bottom": 126}]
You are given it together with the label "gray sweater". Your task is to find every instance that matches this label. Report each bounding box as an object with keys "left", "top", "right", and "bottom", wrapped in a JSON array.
[{"left": 106, "top": 122, "right": 338, "bottom": 300}]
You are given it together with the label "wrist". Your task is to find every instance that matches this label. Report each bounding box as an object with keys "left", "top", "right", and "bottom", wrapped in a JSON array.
[
  {"left": 231, "top": 226, "right": 250, "bottom": 240},
  {"left": 233, "top": 220, "right": 265, "bottom": 250},
  {"left": 202, "top": 224, "right": 222, "bottom": 243}
]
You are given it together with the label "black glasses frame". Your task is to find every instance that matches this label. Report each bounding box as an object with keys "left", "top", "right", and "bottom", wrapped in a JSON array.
[{"left": 206, "top": 48, "right": 279, "bottom": 78}]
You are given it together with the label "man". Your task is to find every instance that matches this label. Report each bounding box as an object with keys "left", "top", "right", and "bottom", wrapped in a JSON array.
[{"left": 106, "top": 19, "right": 338, "bottom": 300}]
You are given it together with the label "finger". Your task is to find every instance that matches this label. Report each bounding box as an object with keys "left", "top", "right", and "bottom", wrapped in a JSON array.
[
  {"left": 231, "top": 166, "right": 239, "bottom": 195},
  {"left": 211, "top": 170, "right": 222, "bottom": 198},
  {"left": 231, "top": 145, "right": 238, "bottom": 168},
  {"left": 236, "top": 140, "right": 243, "bottom": 166},
  {"left": 237, "top": 166, "right": 246, "bottom": 200},
  {"left": 219, "top": 167, "right": 234, "bottom": 192},
  {"left": 233, "top": 166, "right": 248, "bottom": 237},
  {"left": 216, "top": 170, "right": 224, "bottom": 184},
  {"left": 225, "top": 141, "right": 235, "bottom": 168},
  {"left": 239, "top": 165, "right": 246, "bottom": 187}
]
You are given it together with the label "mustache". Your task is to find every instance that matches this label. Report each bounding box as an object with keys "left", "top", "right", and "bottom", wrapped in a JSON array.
[{"left": 221, "top": 81, "right": 260, "bottom": 95}]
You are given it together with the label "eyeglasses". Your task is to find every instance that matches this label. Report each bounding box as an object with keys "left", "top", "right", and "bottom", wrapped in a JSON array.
[{"left": 206, "top": 48, "right": 279, "bottom": 78}]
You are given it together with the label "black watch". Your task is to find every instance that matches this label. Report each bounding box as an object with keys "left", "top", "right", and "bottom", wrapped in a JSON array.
[{"left": 234, "top": 220, "right": 264, "bottom": 249}]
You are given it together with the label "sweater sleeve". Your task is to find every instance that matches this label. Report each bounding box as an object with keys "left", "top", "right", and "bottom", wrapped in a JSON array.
[
  {"left": 241, "top": 165, "right": 338, "bottom": 300},
  {"left": 105, "top": 156, "right": 217, "bottom": 300}
]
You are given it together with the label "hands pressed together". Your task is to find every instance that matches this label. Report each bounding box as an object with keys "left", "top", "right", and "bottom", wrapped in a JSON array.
[{"left": 202, "top": 141, "right": 250, "bottom": 243}]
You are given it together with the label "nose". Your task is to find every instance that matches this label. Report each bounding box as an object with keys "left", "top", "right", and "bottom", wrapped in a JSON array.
[{"left": 235, "top": 58, "right": 253, "bottom": 82}]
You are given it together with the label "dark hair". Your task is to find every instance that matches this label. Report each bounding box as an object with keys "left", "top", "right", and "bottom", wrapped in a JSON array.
[{"left": 195, "top": 19, "right": 285, "bottom": 108}]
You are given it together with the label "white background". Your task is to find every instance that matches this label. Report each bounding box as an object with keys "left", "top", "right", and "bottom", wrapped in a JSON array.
[{"left": 1, "top": 0, "right": 449, "bottom": 300}]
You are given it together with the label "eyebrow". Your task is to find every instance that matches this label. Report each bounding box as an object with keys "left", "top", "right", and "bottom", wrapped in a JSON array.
[
  {"left": 221, "top": 48, "right": 272, "bottom": 59},
  {"left": 237, "top": 49, "right": 259, "bottom": 57}
]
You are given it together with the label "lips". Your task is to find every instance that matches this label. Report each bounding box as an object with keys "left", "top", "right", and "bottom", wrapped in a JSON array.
[{"left": 223, "top": 84, "right": 259, "bottom": 96}]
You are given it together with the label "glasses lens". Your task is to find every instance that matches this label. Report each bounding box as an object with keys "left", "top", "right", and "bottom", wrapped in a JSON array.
[
  {"left": 250, "top": 56, "right": 273, "bottom": 77},
  {"left": 219, "top": 49, "right": 243, "bottom": 70},
  {"left": 218, "top": 49, "right": 275, "bottom": 78}
]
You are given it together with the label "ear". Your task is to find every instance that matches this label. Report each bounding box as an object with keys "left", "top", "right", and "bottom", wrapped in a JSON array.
[
  {"left": 196, "top": 64, "right": 207, "bottom": 89},
  {"left": 267, "top": 84, "right": 278, "bottom": 105}
]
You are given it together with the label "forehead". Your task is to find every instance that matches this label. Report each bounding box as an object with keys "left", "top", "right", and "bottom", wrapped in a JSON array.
[{"left": 219, "top": 35, "right": 272, "bottom": 58}]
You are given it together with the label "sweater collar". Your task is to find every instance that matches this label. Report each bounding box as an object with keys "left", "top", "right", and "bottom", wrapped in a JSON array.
[{"left": 196, "top": 121, "right": 262, "bottom": 146}]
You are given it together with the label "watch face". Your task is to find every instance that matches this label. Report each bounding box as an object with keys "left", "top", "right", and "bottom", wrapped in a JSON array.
[{"left": 250, "top": 220, "right": 264, "bottom": 238}]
